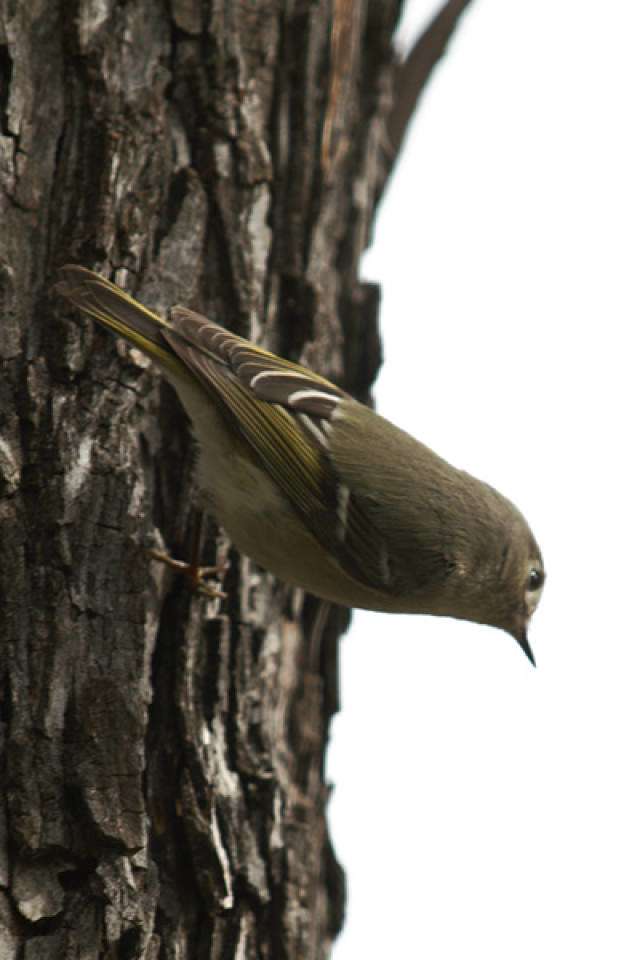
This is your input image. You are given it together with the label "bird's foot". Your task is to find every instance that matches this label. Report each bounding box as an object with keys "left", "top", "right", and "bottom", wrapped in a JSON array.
[{"left": 148, "top": 549, "right": 228, "bottom": 599}]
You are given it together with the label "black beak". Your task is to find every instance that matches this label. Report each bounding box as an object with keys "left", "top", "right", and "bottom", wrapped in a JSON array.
[{"left": 514, "top": 628, "right": 536, "bottom": 667}]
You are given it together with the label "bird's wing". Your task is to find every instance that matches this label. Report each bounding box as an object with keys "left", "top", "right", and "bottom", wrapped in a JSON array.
[
  {"left": 56, "top": 265, "right": 393, "bottom": 593},
  {"left": 163, "top": 306, "right": 393, "bottom": 593}
]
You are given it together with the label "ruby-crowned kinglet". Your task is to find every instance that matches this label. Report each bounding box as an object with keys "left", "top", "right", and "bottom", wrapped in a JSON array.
[{"left": 56, "top": 266, "right": 544, "bottom": 664}]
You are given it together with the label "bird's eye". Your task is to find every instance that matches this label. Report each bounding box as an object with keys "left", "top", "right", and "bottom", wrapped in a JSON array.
[{"left": 527, "top": 567, "right": 545, "bottom": 593}]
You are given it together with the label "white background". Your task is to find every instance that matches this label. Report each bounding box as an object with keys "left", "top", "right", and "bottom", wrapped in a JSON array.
[{"left": 329, "top": 1, "right": 640, "bottom": 957}]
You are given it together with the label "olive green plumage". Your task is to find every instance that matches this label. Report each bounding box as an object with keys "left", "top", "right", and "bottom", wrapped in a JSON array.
[{"left": 56, "top": 266, "right": 544, "bottom": 664}]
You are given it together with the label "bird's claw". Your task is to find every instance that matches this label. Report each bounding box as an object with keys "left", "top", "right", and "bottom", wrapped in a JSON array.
[{"left": 148, "top": 549, "right": 228, "bottom": 599}]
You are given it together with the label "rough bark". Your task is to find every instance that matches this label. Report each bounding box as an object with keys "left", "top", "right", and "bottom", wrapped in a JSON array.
[{"left": 0, "top": 1, "right": 469, "bottom": 957}]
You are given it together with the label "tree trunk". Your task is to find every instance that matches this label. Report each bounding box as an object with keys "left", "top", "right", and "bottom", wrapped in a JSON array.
[
  {"left": 0, "top": 1, "right": 472, "bottom": 956},
  {"left": 0, "top": 2, "right": 396, "bottom": 956}
]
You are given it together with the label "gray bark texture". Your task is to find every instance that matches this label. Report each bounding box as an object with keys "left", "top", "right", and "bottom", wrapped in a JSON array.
[{"left": 0, "top": 1, "right": 470, "bottom": 957}]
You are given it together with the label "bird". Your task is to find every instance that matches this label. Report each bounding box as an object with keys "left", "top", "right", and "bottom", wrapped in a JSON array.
[{"left": 56, "top": 265, "right": 545, "bottom": 664}]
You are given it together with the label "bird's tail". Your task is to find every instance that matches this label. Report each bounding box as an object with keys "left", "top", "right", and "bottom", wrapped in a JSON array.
[{"left": 56, "top": 265, "right": 179, "bottom": 371}]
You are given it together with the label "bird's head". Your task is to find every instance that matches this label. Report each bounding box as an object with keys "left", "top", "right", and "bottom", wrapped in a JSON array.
[
  {"left": 443, "top": 488, "right": 545, "bottom": 665},
  {"left": 495, "top": 522, "right": 545, "bottom": 666}
]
